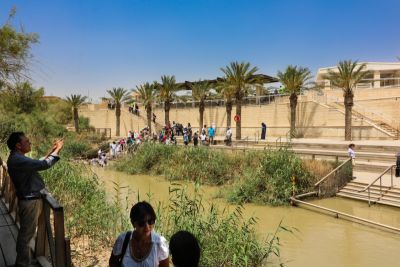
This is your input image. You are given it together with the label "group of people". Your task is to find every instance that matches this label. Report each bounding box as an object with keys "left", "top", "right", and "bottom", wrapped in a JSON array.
[
  {"left": 128, "top": 103, "right": 140, "bottom": 115},
  {"left": 109, "top": 201, "right": 201, "bottom": 267},
  {"left": 5, "top": 132, "right": 202, "bottom": 267}
]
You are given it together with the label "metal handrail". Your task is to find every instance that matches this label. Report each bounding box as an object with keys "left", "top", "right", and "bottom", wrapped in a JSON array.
[
  {"left": 290, "top": 197, "right": 400, "bottom": 234},
  {"left": 357, "top": 164, "right": 396, "bottom": 206},
  {"left": 314, "top": 157, "right": 352, "bottom": 188}
]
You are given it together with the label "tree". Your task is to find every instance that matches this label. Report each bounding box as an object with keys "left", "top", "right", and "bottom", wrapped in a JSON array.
[
  {"left": 157, "top": 75, "right": 178, "bottom": 125},
  {"left": 325, "top": 60, "right": 367, "bottom": 140},
  {"left": 220, "top": 61, "right": 262, "bottom": 140},
  {"left": 277, "top": 65, "right": 312, "bottom": 138},
  {"left": 215, "top": 80, "right": 235, "bottom": 129},
  {"left": 107, "top": 87, "right": 131, "bottom": 136},
  {"left": 65, "top": 94, "right": 87, "bottom": 133},
  {"left": 133, "top": 82, "right": 157, "bottom": 134},
  {"left": 191, "top": 80, "right": 212, "bottom": 131},
  {"left": 0, "top": 81, "right": 46, "bottom": 114},
  {"left": 0, "top": 7, "right": 39, "bottom": 83}
]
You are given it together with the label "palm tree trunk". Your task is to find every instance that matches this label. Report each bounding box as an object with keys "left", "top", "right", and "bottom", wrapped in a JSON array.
[
  {"left": 236, "top": 97, "right": 242, "bottom": 140},
  {"left": 164, "top": 101, "right": 170, "bottom": 125},
  {"left": 199, "top": 100, "right": 205, "bottom": 131},
  {"left": 73, "top": 107, "right": 79, "bottom": 133},
  {"left": 344, "top": 92, "right": 353, "bottom": 141},
  {"left": 226, "top": 100, "right": 232, "bottom": 128},
  {"left": 116, "top": 103, "right": 121, "bottom": 136},
  {"left": 289, "top": 93, "right": 297, "bottom": 138},
  {"left": 147, "top": 105, "right": 152, "bottom": 134}
]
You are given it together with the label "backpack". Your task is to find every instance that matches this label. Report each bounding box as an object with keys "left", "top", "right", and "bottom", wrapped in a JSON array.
[{"left": 109, "top": 231, "right": 132, "bottom": 267}]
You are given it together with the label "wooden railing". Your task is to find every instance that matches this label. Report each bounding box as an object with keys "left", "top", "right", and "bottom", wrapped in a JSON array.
[{"left": 0, "top": 159, "right": 71, "bottom": 267}]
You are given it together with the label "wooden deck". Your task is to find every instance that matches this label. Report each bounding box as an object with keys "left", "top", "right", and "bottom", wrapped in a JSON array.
[{"left": 0, "top": 198, "right": 18, "bottom": 267}]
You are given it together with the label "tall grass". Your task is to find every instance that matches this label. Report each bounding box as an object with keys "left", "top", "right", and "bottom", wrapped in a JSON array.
[
  {"left": 115, "top": 143, "right": 239, "bottom": 185},
  {"left": 227, "top": 149, "right": 313, "bottom": 205},
  {"left": 155, "top": 185, "right": 289, "bottom": 266},
  {"left": 41, "top": 161, "right": 130, "bottom": 248}
]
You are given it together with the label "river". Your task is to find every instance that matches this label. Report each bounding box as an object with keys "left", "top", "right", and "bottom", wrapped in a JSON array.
[{"left": 93, "top": 167, "right": 400, "bottom": 267}]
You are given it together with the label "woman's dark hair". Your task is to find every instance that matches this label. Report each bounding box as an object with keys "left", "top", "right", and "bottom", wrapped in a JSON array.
[
  {"left": 130, "top": 201, "right": 156, "bottom": 223},
  {"left": 348, "top": 143, "right": 355, "bottom": 148},
  {"left": 170, "top": 231, "right": 200, "bottom": 267},
  {"left": 7, "top": 132, "right": 25, "bottom": 150}
]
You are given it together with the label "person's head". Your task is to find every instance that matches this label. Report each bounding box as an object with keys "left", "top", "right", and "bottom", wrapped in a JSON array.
[
  {"left": 130, "top": 201, "right": 156, "bottom": 237},
  {"left": 7, "top": 132, "right": 31, "bottom": 154},
  {"left": 349, "top": 143, "right": 355, "bottom": 149},
  {"left": 170, "top": 231, "right": 200, "bottom": 267},
  {"left": 204, "top": 124, "right": 206, "bottom": 128}
]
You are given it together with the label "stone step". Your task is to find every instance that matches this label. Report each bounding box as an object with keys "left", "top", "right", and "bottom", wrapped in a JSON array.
[{"left": 336, "top": 192, "right": 379, "bottom": 202}]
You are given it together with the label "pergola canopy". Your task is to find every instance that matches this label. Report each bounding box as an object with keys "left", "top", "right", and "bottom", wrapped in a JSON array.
[{"left": 177, "top": 74, "right": 279, "bottom": 90}]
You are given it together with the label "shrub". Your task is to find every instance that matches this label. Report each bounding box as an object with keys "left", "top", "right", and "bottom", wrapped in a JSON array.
[{"left": 227, "top": 148, "right": 313, "bottom": 205}]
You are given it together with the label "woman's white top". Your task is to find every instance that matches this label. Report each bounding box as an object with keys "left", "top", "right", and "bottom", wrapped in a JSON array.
[
  {"left": 348, "top": 148, "right": 356, "bottom": 158},
  {"left": 112, "top": 231, "right": 169, "bottom": 267}
]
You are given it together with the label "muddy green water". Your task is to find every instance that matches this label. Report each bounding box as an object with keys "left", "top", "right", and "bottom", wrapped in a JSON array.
[{"left": 93, "top": 167, "right": 400, "bottom": 267}]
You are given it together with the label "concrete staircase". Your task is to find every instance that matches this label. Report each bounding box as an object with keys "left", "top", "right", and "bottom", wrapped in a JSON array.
[
  {"left": 337, "top": 181, "right": 400, "bottom": 208},
  {"left": 327, "top": 101, "right": 399, "bottom": 139}
]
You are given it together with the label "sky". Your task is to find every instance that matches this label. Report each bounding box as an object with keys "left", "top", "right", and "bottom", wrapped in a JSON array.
[{"left": 1, "top": 0, "right": 400, "bottom": 101}]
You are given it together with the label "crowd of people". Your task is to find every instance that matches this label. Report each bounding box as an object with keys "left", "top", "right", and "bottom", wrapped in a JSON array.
[{"left": 92, "top": 121, "right": 234, "bottom": 167}]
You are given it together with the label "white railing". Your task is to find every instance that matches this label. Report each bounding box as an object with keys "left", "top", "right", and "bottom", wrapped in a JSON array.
[{"left": 322, "top": 77, "right": 400, "bottom": 90}]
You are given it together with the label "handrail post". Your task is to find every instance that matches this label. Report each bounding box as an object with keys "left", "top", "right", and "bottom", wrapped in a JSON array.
[
  {"left": 391, "top": 166, "right": 393, "bottom": 188},
  {"left": 380, "top": 177, "right": 382, "bottom": 197},
  {"left": 54, "top": 207, "right": 67, "bottom": 267},
  {"left": 368, "top": 188, "right": 371, "bottom": 206}
]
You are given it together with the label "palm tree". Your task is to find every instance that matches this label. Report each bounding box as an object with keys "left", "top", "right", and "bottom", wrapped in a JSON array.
[
  {"left": 215, "top": 80, "right": 235, "bottom": 129},
  {"left": 157, "top": 75, "right": 178, "bottom": 125},
  {"left": 191, "top": 80, "right": 211, "bottom": 130},
  {"left": 133, "top": 82, "right": 157, "bottom": 134},
  {"left": 277, "top": 66, "right": 312, "bottom": 138},
  {"left": 325, "top": 60, "right": 367, "bottom": 140},
  {"left": 107, "top": 87, "right": 131, "bottom": 136},
  {"left": 65, "top": 94, "right": 87, "bottom": 133},
  {"left": 220, "top": 61, "right": 262, "bottom": 140}
]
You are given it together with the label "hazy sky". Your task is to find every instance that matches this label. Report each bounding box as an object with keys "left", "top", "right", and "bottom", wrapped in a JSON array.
[{"left": 1, "top": 0, "right": 399, "bottom": 101}]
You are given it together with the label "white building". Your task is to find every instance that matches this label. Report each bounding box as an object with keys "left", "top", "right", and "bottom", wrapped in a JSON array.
[{"left": 316, "top": 62, "right": 400, "bottom": 90}]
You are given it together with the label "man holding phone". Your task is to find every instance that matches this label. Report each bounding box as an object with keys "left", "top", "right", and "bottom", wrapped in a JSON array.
[{"left": 6, "top": 132, "right": 64, "bottom": 267}]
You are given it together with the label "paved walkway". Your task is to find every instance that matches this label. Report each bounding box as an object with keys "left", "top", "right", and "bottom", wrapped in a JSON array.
[
  {"left": 0, "top": 199, "right": 17, "bottom": 267},
  {"left": 354, "top": 171, "right": 400, "bottom": 187}
]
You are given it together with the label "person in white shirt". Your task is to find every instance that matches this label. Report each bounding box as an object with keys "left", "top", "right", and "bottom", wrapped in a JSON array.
[
  {"left": 109, "top": 201, "right": 169, "bottom": 267},
  {"left": 348, "top": 143, "right": 356, "bottom": 165},
  {"left": 225, "top": 127, "right": 232, "bottom": 145},
  {"left": 200, "top": 133, "right": 207, "bottom": 145}
]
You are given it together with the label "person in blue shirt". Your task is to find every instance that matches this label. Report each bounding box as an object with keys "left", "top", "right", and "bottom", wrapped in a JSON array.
[{"left": 208, "top": 126, "right": 215, "bottom": 145}]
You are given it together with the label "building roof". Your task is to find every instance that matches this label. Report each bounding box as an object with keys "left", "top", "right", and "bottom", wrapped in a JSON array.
[{"left": 178, "top": 74, "right": 279, "bottom": 89}]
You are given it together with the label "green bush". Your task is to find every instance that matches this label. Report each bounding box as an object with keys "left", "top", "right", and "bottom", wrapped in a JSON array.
[
  {"left": 227, "top": 148, "right": 312, "bottom": 205},
  {"left": 62, "top": 138, "right": 92, "bottom": 158}
]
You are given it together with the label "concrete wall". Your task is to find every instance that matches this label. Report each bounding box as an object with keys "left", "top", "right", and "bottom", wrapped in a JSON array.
[{"left": 80, "top": 98, "right": 393, "bottom": 140}]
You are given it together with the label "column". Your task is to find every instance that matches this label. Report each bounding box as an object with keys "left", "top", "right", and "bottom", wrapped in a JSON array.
[{"left": 374, "top": 71, "right": 380, "bottom": 88}]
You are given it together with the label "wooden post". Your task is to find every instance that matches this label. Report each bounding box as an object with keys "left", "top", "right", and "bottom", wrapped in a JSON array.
[
  {"left": 54, "top": 207, "right": 67, "bottom": 267},
  {"left": 35, "top": 204, "right": 47, "bottom": 258}
]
